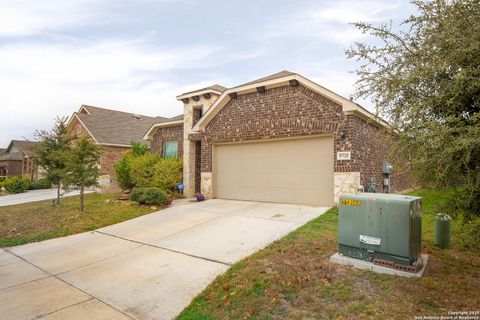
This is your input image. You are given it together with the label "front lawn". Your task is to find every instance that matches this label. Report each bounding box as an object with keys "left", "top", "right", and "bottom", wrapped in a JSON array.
[
  {"left": 178, "top": 190, "right": 480, "bottom": 319},
  {"left": 0, "top": 193, "right": 160, "bottom": 247}
]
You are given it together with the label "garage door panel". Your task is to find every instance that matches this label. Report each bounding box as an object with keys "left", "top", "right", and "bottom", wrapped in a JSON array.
[{"left": 214, "top": 136, "right": 334, "bottom": 206}]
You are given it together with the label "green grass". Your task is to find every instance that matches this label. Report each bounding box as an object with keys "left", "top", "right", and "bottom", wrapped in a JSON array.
[
  {"left": 177, "top": 189, "right": 480, "bottom": 320},
  {"left": 0, "top": 193, "right": 160, "bottom": 247}
]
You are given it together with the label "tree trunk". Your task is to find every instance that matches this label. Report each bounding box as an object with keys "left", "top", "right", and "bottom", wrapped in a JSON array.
[
  {"left": 56, "top": 184, "right": 61, "bottom": 205},
  {"left": 80, "top": 186, "right": 84, "bottom": 212}
]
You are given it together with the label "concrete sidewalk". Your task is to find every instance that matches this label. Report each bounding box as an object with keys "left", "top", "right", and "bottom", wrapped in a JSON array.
[
  {"left": 0, "top": 199, "right": 329, "bottom": 320},
  {"left": 0, "top": 189, "right": 94, "bottom": 207}
]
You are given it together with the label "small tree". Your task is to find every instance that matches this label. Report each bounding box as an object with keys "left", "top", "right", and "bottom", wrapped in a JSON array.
[
  {"left": 63, "top": 137, "right": 102, "bottom": 212},
  {"left": 34, "top": 117, "right": 73, "bottom": 205}
]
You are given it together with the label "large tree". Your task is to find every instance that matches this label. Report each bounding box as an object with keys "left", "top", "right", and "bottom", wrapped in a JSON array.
[
  {"left": 34, "top": 117, "right": 73, "bottom": 205},
  {"left": 346, "top": 0, "right": 480, "bottom": 216},
  {"left": 63, "top": 137, "right": 102, "bottom": 212}
]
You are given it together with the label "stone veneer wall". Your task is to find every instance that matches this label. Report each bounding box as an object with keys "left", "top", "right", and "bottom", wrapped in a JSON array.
[
  {"left": 182, "top": 93, "right": 221, "bottom": 197},
  {"left": 150, "top": 125, "right": 184, "bottom": 158},
  {"left": 201, "top": 84, "right": 405, "bottom": 199}
]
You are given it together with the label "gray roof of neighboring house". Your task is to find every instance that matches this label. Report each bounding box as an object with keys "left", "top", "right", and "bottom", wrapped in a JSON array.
[
  {"left": 180, "top": 84, "right": 227, "bottom": 96},
  {"left": 0, "top": 140, "right": 39, "bottom": 161},
  {"left": 0, "top": 153, "right": 22, "bottom": 161},
  {"left": 76, "top": 105, "right": 181, "bottom": 146},
  {"left": 167, "top": 114, "right": 184, "bottom": 121}
]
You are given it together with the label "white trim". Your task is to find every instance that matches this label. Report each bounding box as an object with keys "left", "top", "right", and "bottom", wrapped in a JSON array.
[
  {"left": 143, "top": 120, "right": 184, "bottom": 140},
  {"left": 192, "top": 73, "right": 388, "bottom": 131},
  {"left": 78, "top": 105, "right": 91, "bottom": 114},
  {"left": 176, "top": 89, "right": 223, "bottom": 100},
  {"left": 97, "top": 142, "right": 132, "bottom": 148}
]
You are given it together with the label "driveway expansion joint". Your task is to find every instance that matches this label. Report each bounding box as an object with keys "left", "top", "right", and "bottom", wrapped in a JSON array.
[
  {"left": 95, "top": 230, "right": 232, "bottom": 266},
  {"left": 34, "top": 298, "right": 94, "bottom": 320},
  {"left": 3, "top": 248, "right": 137, "bottom": 320}
]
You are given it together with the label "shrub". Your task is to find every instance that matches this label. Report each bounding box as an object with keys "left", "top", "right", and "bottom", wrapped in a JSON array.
[
  {"left": 3, "top": 176, "right": 31, "bottom": 193},
  {"left": 128, "top": 154, "right": 161, "bottom": 187},
  {"left": 457, "top": 216, "right": 480, "bottom": 251},
  {"left": 130, "top": 187, "right": 168, "bottom": 205},
  {"left": 152, "top": 158, "right": 183, "bottom": 195},
  {"left": 114, "top": 157, "right": 133, "bottom": 191},
  {"left": 30, "top": 178, "right": 52, "bottom": 190},
  {"left": 114, "top": 142, "right": 150, "bottom": 191}
]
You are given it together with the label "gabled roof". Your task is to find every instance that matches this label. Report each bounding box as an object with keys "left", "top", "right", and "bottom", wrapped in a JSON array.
[
  {"left": 143, "top": 114, "right": 184, "bottom": 140},
  {"left": 7, "top": 140, "right": 38, "bottom": 153},
  {"left": 70, "top": 105, "right": 171, "bottom": 147},
  {"left": 176, "top": 84, "right": 227, "bottom": 100},
  {"left": 0, "top": 153, "right": 22, "bottom": 161},
  {"left": 0, "top": 140, "right": 39, "bottom": 161},
  {"left": 192, "top": 70, "right": 389, "bottom": 132},
  {"left": 233, "top": 70, "right": 295, "bottom": 88}
]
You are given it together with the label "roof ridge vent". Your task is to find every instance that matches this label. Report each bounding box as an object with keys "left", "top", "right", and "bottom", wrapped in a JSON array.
[{"left": 132, "top": 114, "right": 142, "bottom": 119}]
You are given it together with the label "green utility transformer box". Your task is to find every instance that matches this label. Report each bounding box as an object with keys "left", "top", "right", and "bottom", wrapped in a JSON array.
[{"left": 338, "top": 193, "right": 422, "bottom": 266}]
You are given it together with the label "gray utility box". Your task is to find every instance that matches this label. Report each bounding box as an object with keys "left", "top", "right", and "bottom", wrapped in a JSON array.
[{"left": 338, "top": 193, "right": 422, "bottom": 266}]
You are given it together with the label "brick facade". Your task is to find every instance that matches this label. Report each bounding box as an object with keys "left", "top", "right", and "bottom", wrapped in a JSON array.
[
  {"left": 66, "top": 117, "right": 130, "bottom": 184},
  {"left": 201, "top": 84, "right": 404, "bottom": 192},
  {"left": 0, "top": 160, "right": 22, "bottom": 177},
  {"left": 99, "top": 145, "right": 130, "bottom": 177},
  {"left": 150, "top": 125, "right": 184, "bottom": 158}
]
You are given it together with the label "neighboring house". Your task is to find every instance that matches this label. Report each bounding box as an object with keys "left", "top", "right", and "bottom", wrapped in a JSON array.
[
  {"left": 66, "top": 105, "right": 176, "bottom": 190},
  {"left": 145, "top": 70, "right": 408, "bottom": 206},
  {"left": 0, "top": 140, "right": 41, "bottom": 180}
]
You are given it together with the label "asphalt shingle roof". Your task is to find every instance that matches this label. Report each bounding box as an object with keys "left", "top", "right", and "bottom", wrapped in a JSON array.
[
  {"left": 233, "top": 70, "right": 296, "bottom": 88},
  {"left": 180, "top": 84, "right": 227, "bottom": 96},
  {"left": 76, "top": 105, "right": 182, "bottom": 146},
  {"left": 0, "top": 153, "right": 22, "bottom": 161},
  {"left": 0, "top": 140, "right": 39, "bottom": 161}
]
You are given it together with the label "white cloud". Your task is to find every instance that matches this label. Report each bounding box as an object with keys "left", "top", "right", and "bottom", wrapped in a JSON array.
[
  {"left": 258, "top": 0, "right": 402, "bottom": 45},
  {"left": 0, "top": 41, "right": 219, "bottom": 83},
  {"left": 0, "top": 0, "right": 110, "bottom": 36},
  {"left": 0, "top": 0, "right": 189, "bottom": 36},
  {"left": 0, "top": 35, "right": 224, "bottom": 145}
]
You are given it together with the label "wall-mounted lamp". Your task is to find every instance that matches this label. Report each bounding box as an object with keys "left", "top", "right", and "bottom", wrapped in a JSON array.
[{"left": 339, "top": 128, "right": 346, "bottom": 139}]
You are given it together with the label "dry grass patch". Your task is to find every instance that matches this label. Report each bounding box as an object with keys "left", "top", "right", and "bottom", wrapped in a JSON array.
[{"left": 0, "top": 193, "right": 160, "bottom": 247}]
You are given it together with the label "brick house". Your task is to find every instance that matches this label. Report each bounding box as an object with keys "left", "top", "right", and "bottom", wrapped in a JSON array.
[
  {"left": 0, "top": 140, "right": 41, "bottom": 180},
  {"left": 144, "top": 71, "right": 408, "bottom": 206},
  {"left": 66, "top": 105, "right": 177, "bottom": 190}
]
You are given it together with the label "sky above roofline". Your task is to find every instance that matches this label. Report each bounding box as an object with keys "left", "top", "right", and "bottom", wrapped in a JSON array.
[{"left": 0, "top": 0, "right": 417, "bottom": 147}]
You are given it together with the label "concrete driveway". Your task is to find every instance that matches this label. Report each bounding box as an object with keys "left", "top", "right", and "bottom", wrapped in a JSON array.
[
  {"left": 0, "top": 199, "right": 329, "bottom": 320},
  {"left": 0, "top": 189, "right": 94, "bottom": 207}
]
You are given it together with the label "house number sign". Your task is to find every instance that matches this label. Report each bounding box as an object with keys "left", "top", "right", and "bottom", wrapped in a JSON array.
[{"left": 337, "top": 151, "right": 351, "bottom": 160}]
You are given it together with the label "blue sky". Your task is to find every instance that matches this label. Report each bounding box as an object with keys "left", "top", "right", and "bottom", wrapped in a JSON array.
[{"left": 0, "top": 0, "right": 416, "bottom": 147}]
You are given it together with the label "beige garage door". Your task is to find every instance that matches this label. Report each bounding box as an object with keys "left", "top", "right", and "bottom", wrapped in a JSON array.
[{"left": 214, "top": 136, "right": 334, "bottom": 206}]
